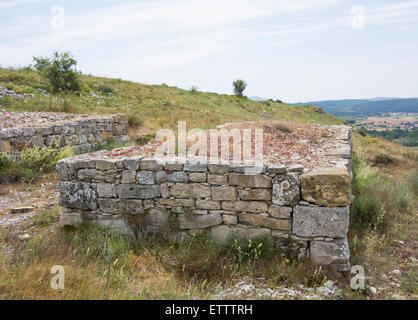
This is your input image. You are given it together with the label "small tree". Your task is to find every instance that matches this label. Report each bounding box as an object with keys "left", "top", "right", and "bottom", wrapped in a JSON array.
[
  {"left": 33, "top": 51, "right": 81, "bottom": 92},
  {"left": 233, "top": 79, "right": 247, "bottom": 97}
]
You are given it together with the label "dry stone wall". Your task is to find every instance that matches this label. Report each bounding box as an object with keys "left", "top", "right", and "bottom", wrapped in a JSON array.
[
  {"left": 56, "top": 124, "right": 353, "bottom": 272},
  {"left": 0, "top": 111, "right": 129, "bottom": 154}
]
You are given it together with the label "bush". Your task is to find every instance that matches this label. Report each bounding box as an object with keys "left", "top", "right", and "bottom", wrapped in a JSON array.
[
  {"left": 127, "top": 112, "right": 143, "bottom": 127},
  {"left": 226, "top": 233, "right": 275, "bottom": 264},
  {"left": 356, "top": 128, "right": 367, "bottom": 137},
  {"left": 232, "top": 79, "right": 247, "bottom": 97},
  {"left": 33, "top": 51, "right": 81, "bottom": 92},
  {"left": 98, "top": 84, "right": 115, "bottom": 95},
  {"left": 18, "top": 145, "right": 73, "bottom": 173}
]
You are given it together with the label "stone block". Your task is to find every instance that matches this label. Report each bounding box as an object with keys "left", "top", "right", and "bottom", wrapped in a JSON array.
[
  {"left": 268, "top": 205, "right": 292, "bottom": 218},
  {"left": 222, "top": 201, "right": 268, "bottom": 213},
  {"left": 223, "top": 214, "right": 238, "bottom": 225},
  {"left": 229, "top": 173, "right": 272, "bottom": 188},
  {"left": 178, "top": 213, "right": 222, "bottom": 229},
  {"left": 140, "top": 159, "right": 163, "bottom": 171},
  {"left": 188, "top": 172, "right": 206, "bottom": 182},
  {"left": 238, "top": 189, "right": 271, "bottom": 201},
  {"left": 184, "top": 161, "right": 208, "bottom": 172},
  {"left": 208, "top": 164, "right": 231, "bottom": 174},
  {"left": 59, "top": 181, "right": 97, "bottom": 210},
  {"left": 169, "top": 183, "right": 211, "bottom": 198},
  {"left": 207, "top": 174, "right": 228, "bottom": 185},
  {"left": 196, "top": 199, "right": 221, "bottom": 210},
  {"left": 96, "top": 183, "right": 116, "bottom": 198},
  {"left": 137, "top": 170, "right": 155, "bottom": 184},
  {"left": 239, "top": 213, "right": 291, "bottom": 230},
  {"left": 272, "top": 173, "right": 300, "bottom": 206},
  {"left": 156, "top": 170, "right": 188, "bottom": 183},
  {"left": 301, "top": 168, "right": 350, "bottom": 207},
  {"left": 98, "top": 198, "right": 144, "bottom": 215},
  {"left": 293, "top": 205, "right": 349, "bottom": 238},
  {"left": 121, "top": 170, "right": 137, "bottom": 184},
  {"left": 116, "top": 184, "right": 161, "bottom": 199},
  {"left": 211, "top": 186, "right": 237, "bottom": 201},
  {"left": 310, "top": 239, "right": 350, "bottom": 271}
]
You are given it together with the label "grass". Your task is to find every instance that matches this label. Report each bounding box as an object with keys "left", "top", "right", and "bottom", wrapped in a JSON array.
[{"left": 0, "top": 67, "right": 342, "bottom": 140}]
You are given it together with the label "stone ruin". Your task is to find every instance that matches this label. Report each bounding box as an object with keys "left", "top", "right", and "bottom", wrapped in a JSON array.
[
  {"left": 56, "top": 121, "right": 353, "bottom": 272},
  {"left": 0, "top": 111, "right": 129, "bottom": 154}
]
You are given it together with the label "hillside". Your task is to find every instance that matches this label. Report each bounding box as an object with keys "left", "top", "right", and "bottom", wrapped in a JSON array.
[
  {"left": 0, "top": 67, "right": 341, "bottom": 139},
  {"left": 293, "top": 98, "right": 418, "bottom": 117}
]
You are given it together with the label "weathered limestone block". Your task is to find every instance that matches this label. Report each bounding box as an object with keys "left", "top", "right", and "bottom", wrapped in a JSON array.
[
  {"left": 210, "top": 225, "right": 271, "bottom": 245},
  {"left": 156, "top": 170, "right": 188, "bottom": 183},
  {"left": 223, "top": 214, "right": 238, "bottom": 225},
  {"left": 301, "top": 168, "right": 350, "bottom": 207},
  {"left": 222, "top": 201, "right": 268, "bottom": 213},
  {"left": 30, "top": 135, "right": 45, "bottom": 147},
  {"left": 211, "top": 186, "right": 237, "bottom": 201},
  {"left": 268, "top": 205, "right": 292, "bottom": 218},
  {"left": 164, "top": 161, "right": 184, "bottom": 171},
  {"left": 116, "top": 184, "right": 161, "bottom": 199},
  {"left": 310, "top": 239, "right": 350, "bottom": 271},
  {"left": 238, "top": 189, "right": 271, "bottom": 201},
  {"left": 233, "top": 165, "right": 266, "bottom": 174},
  {"left": 184, "top": 161, "right": 208, "bottom": 172},
  {"left": 77, "top": 169, "right": 118, "bottom": 183},
  {"left": 56, "top": 160, "right": 76, "bottom": 181},
  {"left": 267, "top": 165, "right": 286, "bottom": 174},
  {"left": 140, "top": 159, "right": 163, "bottom": 171},
  {"left": 121, "top": 170, "right": 137, "bottom": 184},
  {"left": 96, "top": 183, "right": 116, "bottom": 198},
  {"left": 293, "top": 205, "right": 349, "bottom": 238},
  {"left": 59, "top": 181, "right": 97, "bottom": 210},
  {"left": 137, "top": 170, "right": 156, "bottom": 184},
  {"left": 272, "top": 173, "right": 300, "bottom": 206},
  {"left": 188, "top": 172, "right": 207, "bottom": 182},
  {"left": 229, "top": 173, "right": 272, "bottom": 188},
  {"left": 208, "top": 164, "right": 231, "bottom": 174},
  {"left": 239, "top": 213, "right": 291, "bottom": 230},
  {"left": 196, "top": 199, "right": 221, "bottom": 210},
  {"left": 178, "top": 213, "right": 222, "bottom": 229},
  {"left": 96, "top": 215, "right": 135, "bottom": 237},
  {"left": 99, "top": 198, "right": 144, "bottom": 215},
  {"left": 158, "top": 198, "right": 195, "bottom": 207},
  {"left": 96, "top": 159, "right": 116, "bottom": 170},
  {"left": 169, "top": 183, "right": 211, "bottom": 198},
  {"left": 160, "top": 183, "right": 170, "bottom": 198},
  {"left": 123, "top": 157, "right": 141, "bottom": 170},
  {"left": 207, "top": 174, "right": 228, "bottom": 185},
  {"left": 275, "top": 238, "right": 309, "bottom": 261}
]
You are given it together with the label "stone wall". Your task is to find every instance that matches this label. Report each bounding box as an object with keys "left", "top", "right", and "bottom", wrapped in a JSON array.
[
  {"left": 0, "top": 111, "right": 129, "bottom": 154},
  {"left": 56, "top": 123, "right": 353, "bottom": 272}
]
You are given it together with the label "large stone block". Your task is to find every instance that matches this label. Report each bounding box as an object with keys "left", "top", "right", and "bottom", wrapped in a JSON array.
[
  {"left": 310, "top": 239, "right": 350, "bottom": 271},
  {"left": 169, "top": 183, "right": 211, "bottom": 198},
  {"left": 207, "top": 174, "right": 228, "bottom": 185},
  {"left": 239, "top": 213, "right": 291, "bottom": 230},
  {"left": 98, "top": 198, "right": 144, "bottom": 215},
  {"left": 293, "top": 205, "right": 349, "bottom": 238},
  {"left": 222, "top": 201, "right": 268, "bottom": 213},
  {"left": 268, "top": 205, "right": 292, "bottom": 218},
  {"left": 301, "top": 168, "right": 350, "bottom": 207},
  {"left": 211, "top": 186, "right": 237, "bottom": 201},
  {"left": 156, "top": 170, "right": 188, "bottom": 183},
  {"left": 59, "top": 181, "right": 97, "bottom": 210},
  {"left": 178, "top": 213, "right": 222, "bottom": 229},
  {"left": 272, "top": 173, "right": 300, "bottom": 206},
  {"left": 188, "top": 172, "right": 206, "bottom": 182},
  {"left": 116, "top": 184, "right": 161, "bottom": 199},
  {"left": 96, "top": 183, "right": 116, "bottom": 198},
  {"left": 229, "top": 173, "right": 272, "bottom": 188},
  {"left": 238, "top": 189, "right": 271, "bottom": 201},
  {"left": 140, "top": 159, "right": 163, "bottom": 171},
  {"left": 158, "top": 198, "right": 195, "bottom": 207},
  {"left": 137, "top": 170, "right": 156, "bottom": 184}
]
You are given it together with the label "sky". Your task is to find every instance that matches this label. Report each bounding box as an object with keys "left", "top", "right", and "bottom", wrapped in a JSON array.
[{"left": 1, "top": 0, "right": 418, "bottom": 102}]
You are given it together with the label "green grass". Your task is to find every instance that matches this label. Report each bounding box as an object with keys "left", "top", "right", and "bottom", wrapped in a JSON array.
[{"left": 0, "top": 67, "right": 342, "bottom": 134}]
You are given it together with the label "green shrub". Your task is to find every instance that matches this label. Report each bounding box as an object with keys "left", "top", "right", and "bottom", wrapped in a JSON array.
[
  {"left": 352, "top": 193, "right": 386, "bottom": 231},
  {"left": 127, "top": 112, "right": 143, "bottom": 127},
  {"left": 226, "top": 233, "right": 275, "bottom": 264},
  {"left": 33, "top": 51, "right": 81, "bottom": 92},
  {"left": 356, "top": 128, "right": 367, "bottom": 137},
  {"left": 135, "top": 133, "right": 154, "bottom": 146},
  {"left": 18, "top": 145, "right": 73, "bottom": 173},
  {"left": 190, "top": 86, "right": 198, "bottom": 94},
  {"left": 98, "top": 84, "right": 115, "bottom": 95},
  {"left": 352, "top": 152, "right": 378, "bottom": 194}
]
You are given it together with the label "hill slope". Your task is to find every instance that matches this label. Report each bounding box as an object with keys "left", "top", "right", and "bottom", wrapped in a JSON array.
[{"left": 0, "top": 67, "right": 341, "bottom": 137}]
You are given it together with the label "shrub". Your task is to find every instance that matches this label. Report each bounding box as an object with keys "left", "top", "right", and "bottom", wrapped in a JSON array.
[
  {"left": 356, "top": 128, "right": 367, "bottom": 137},
  {"left": 232, "top": 79, "right": 247, "bottom": 97},
  {"left": 127, "top": 112, "right": 143, "bottom": 127},
  {"left": 226, "top": 233, "right": 275, "bottom": 264},
  {"left": 33, "top": 51, "right": 81, "bottom": 92},
  {"left": 373, "top": 153, "right": 398, "bottom": 166},
  {"left": 18, "top": 145, "right": 73, "bottom": 173},
  {"left": 190, "top": 86, "right": 199, "bottom": 94},
  {"left": 98, "top": 84, "right": 115, "bottom": 95}
]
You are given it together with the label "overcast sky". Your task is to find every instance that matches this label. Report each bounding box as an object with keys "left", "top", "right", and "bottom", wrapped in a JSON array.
[{"left": 1, "top": 0, "right": 418, "bottom": 102}]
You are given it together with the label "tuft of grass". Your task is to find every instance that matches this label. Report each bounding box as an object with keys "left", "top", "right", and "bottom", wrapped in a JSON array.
[
  {"left": 127, "top": 112, "right": 144, "bottom": 127},
  {"left": 33, "top": 207, "right": 60, "bottom": 228}
]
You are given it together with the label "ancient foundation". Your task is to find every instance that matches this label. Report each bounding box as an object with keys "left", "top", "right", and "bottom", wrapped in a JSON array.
[
  {"left": 56, "top": 122, "right": 353, "bottom": 272},
  {"left": 0, "top": 111, "right": 129, "bottom": 154}
]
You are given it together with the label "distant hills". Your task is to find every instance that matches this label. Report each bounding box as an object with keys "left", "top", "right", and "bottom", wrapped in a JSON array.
[{"left": 292, "top": 98, "right": 418, "bottom": 117}]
